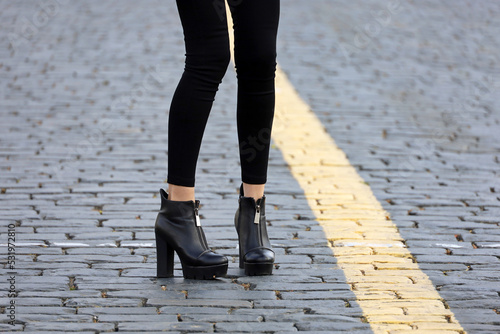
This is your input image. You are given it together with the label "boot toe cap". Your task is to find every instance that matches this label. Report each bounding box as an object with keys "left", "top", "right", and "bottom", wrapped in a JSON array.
[
  {"left": 198, "top": 251, "right": 228, "bottom": 266},
  {"left": 244, "top": 248, "right": 275, "bottom": 264}
]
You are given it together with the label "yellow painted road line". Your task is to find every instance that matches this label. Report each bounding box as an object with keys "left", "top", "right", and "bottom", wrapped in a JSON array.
[{"left": 225, "top": 4, "right": 466, "bottom": 334}]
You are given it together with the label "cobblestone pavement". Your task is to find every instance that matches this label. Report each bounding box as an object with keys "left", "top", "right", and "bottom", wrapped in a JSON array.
[{"left": 0, "top": 0, "right": 499, "bottom": 333}]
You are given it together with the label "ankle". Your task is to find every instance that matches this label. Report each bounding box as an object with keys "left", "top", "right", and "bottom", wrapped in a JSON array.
[
  {"left": 242, "top": 182, "right": 265, "bottom": 201},
  {"left": 168, "top": 183, "right": 195, "bottom": 202}
]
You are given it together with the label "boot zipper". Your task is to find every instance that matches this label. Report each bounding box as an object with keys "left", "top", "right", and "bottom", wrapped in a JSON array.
[
  {"left": 194, "top": 203, "right": 201, "bottom": 227},
  {"left": 255, "top": 201, "right": 264, "bottom": 247},
  {"left": 194, "top": 200, "right": 208, "bottom": 249},
  {"left": 254, "top": 203, "right": 260, "bottom": 225}
]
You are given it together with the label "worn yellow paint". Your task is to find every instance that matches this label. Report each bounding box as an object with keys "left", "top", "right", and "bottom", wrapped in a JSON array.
[{"left": 225, "top": 4, "right": 466, "bottom": 334}]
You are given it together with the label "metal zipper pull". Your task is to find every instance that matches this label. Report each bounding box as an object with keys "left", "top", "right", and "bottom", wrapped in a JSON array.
[
  {"left": 194, "top": 201, "right": 201, "bottom": 227},
  {"left": 254, "top": 204, "right": 260, "bottom": 224}
]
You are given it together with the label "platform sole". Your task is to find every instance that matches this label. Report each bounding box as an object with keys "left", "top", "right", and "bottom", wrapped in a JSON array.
[
  {"left": 181, "top": 263, "right": 228, "bottom": 280},
  {"left": 242, "top": 261, "right": 274, "bottom": 276}
]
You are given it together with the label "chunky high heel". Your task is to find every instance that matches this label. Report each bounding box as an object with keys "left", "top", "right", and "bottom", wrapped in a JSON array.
[
  {"left": 235, "top": 183, "right": 275, "bottom": 276},
  {"left": 155, "top": 189, "right": 228, "bottom": 279},
  {"left": 155, "top": 230, "right": 174, "bottom": 278}
]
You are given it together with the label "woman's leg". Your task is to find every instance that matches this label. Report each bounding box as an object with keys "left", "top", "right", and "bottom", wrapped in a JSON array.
[
  {"left": 167, "top": 0, "right": 231, "bottom": 200},
  {"left": 228, "top": 0, "right": 280, "bottom": 199}
]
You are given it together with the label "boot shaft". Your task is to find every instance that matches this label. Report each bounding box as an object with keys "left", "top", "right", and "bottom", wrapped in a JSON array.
[
  {"left": 157, "top": 188, "right": 200, "bottom": 223},
  {"left": 238, "top": 183, "right": 266, "bottom": 216}
]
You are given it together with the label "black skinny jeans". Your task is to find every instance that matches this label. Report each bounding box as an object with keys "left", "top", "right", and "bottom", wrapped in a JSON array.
[{"left": 167, "top": 0, "right": 280, "bottom": 187}]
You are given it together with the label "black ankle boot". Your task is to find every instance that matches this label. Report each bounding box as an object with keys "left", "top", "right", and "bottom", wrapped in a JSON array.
[
  {"left": 155, "top": 189, "right": 228, "bottom": 279},
  {"left": 235, "top": 183, "right": 275, "bottom": 276}
]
